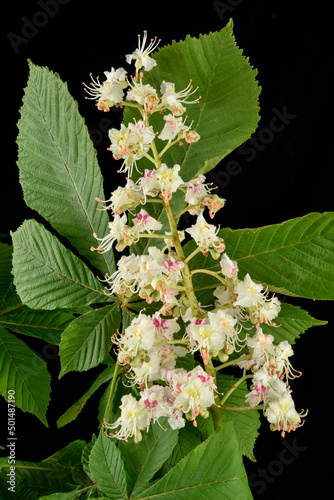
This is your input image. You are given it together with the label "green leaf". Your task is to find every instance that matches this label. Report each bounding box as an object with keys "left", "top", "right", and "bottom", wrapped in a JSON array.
[
  {"left": 81, "top": 434, "right": 97, "bottom": 480},
  {"left": 11, "top": 219, "right": 107, "bottom": 310},
  {"left": 59, "top": 303, "right": 120, "bottom": 377},
  {"left": 135, "top": 421, "right": 253, "bottom": 499},
  {"left": 0, "top": 326, "right": 51, "bottom": 426},
  {"left": 17, "top": 60, "right": 114, "bottom": 276},
  {"left": 261, "top": 302, "right": 327, "bottom": 344},
  {"left": 167, "top": 423, "right": 202, "bottom": 469},
  {"left": 221, "top": 212, "right": 334, "bottom": 299},
  {"left": 118, "top": 418, "right": 178, "bottom": 497},
  {"left": 217, "top": 374, "right": 261, "bottom": 462},
  {"left": 0, "top": 283, "right": 73, "bottom": 344},
  {"left": 0, "top": 440, "right": 86, "bottom": 499},
  {"left": 89, "top": 431, "right": 128, "bottom": 499},
  {"left": 38, "top": 492, "right": 83, "bottom": 500},
  {"left": 0, "top": 243, "right": 13, "bottom": 301},
  {"left": 57, "top": 362, "right": 115, "bottom": 427}
]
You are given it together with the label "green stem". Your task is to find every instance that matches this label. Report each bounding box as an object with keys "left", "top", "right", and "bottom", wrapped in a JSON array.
[
  {"left": 215, "top": 353, "right": 252, "bottom": 372},
  {"left": 211, "top": 400, "right": 223, "bottom": 430},
  {"left": 184, "top": 246, "right": 202, "bottom": 264},
  {"left": 191, "top": 268, "right": 226, "bottom": 285},
  {"left": 163, "top": 200, "right": 202, "bottom": 318},
  {"left": 103, "top": 361, "right": 121, "bottom": 423},
  {"left": 137, "top": 233, "right": 172, "bottom": 239},
  {"left": 221, "top": 404, "right": 264, "bottom": 411},
  {"left": 220, "top": 374, "right": 253, "bottom": 407},
  {"left": 175, "top": 205, "right": 192, "bottom": 220},
  {"left": 139, "top": 148, "right": 159, "bottom": 167},
  {"left": 145, "top": 198, "right": 164, "bottom": 204},
  {"left": 159, "top": 138, "right": 180, "bottom": 159}
]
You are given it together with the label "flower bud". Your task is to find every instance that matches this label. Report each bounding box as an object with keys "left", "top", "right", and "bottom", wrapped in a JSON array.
[{"left": 218, "top": 350, "right": 229, "bottom": 363}]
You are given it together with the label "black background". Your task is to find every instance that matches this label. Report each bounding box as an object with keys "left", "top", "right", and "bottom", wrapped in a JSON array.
[{"left": 1, "top": 0, "right": 333, "bottom": 498}]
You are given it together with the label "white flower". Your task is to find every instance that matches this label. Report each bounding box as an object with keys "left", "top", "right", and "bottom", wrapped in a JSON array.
[
  {"left": 95, "top": 178, "right": 144, "bottom": 214},
  {"left": 186, "top": 318, "right": 221, "bottom": 355},
  {"left": 132, "top": 209, "right": 163, "bottom": 233},
  {"left": 83, "top": 67, "right": 127, "bottom": 110},
  {"left": 274, "top": 341, "right": 301, "bottom": 381},
  {"left": 91, "top": 214, "right": 128, "bottom": 253},
  {"left": 219, "top": 253, "right": 239, "bottom": 279},
  {"left": 152, "top": 312, "right": 180, "bottom": 342},
  {"left": 171, "top": 366, "right": 216, "bottom": 423},
  {"left": 128, "top": 120, "right": 156, "bottom": 146},
  {"left": 246, "top": 327, "right": 275, "bottom": 360},
  {"left": 130, "top": 346, "right": 163, "bottom": 386},
  {"left": 185, "top": 213, "right": 225, "bottom": 254},
  {"left": 127, "top": 79, "right": 158, "bottom": 106},
  {"left": 264, "top": 389, "right": 306, "bottom": 437},
  {"left": 155, "top": 164, "right": 184, "bottom": 201},
  {"left": 234, "top": 274, "right": 265, "bottom": 308},
  {"left": 160, "top": 80, "right": 200, "bottom": 116},
  {"left": 186, "top": 310, "right": 240, "bottom": 359},
  {"left": 168, "top": 409, "right": 186, "bottom": 430},
  {"left": 184, "top": 175, "right": 210, "bottom": 205},
  {"left": 213, "top": 286, "right": 235, "bottom": 308},
  {"left": 158, "top": 114, "right": 189, "bottom": 141},
  {"left": 208, "top": 310, "right": 239, "bottom": 345},
  {"left": 103, "top": 394, "right": 150, "bottom": 443},
  {"left": 245, "top": 383, "right": 268, "bottom": 407},
  {"left": 258, "top": 296, "right": 281, "bottom": 324},
  {"left": 117, "top": 313, "right": 157, "bottom": 363},
  {"left": 126, "top": 31, "right": 160, "bottom": 71},
  {"left": 108, "top": 120, "right": 155, "bottom": 176},
  {"left": 108, "top": 123, "right": 129, "bottom": 157},
  {"left": 138, "top": 169, "right": 161, "bottom": 197},
  {"left": 140, "top": 385, "right": 173, "bottom": 421}
]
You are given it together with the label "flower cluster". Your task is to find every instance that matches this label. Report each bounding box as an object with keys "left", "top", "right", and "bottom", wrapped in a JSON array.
[
  {"left": 103, "top": 364, "right": 216, "bottom": 442},
  {"left": 85, "top": 31, "right": 306, "bottom": 443},
  {"left": 240, "top": 328, "right": 307, "bottom": 437},
  {"left": 105, "top": 311, "right": 217, "bottom": 441}
]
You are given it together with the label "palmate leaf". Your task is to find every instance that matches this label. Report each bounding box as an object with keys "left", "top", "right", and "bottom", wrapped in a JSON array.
[
  {"left": 17, "top": 60, "right": 114, "bottom": 276},
  {"left": 11, "top": 219, "right": 107, "bottom": 310},
  {"left": 0, "top": 326, "right": 51, "bottom": 426},
  {"left": 59, "top": 303, "right": 120, "bottom": 377},
  {"left": 134, "top": 421, "right": 253, "bottom": 500}
]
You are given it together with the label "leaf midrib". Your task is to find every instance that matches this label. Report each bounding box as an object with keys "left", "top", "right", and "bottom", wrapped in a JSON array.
[
  {"left": 30, "top": 68, "right": 112, "bottom": 276},
  {"left": 15, "top": 237, "right": 105, "bottom": 297},
  {"left": 60, "top": 304, "right": 116, "bottom": 374},
  {"left": 0, "top": 330, "right": 49, "bottom": 422}
]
